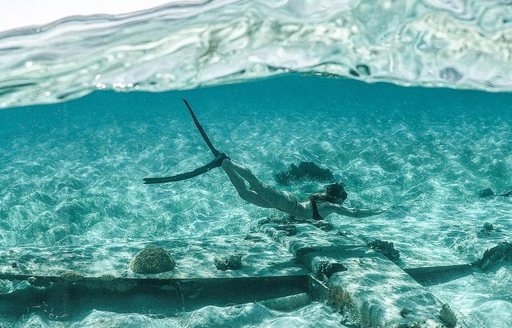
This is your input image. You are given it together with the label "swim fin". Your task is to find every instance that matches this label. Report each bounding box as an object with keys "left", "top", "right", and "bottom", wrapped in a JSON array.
[
  {"left": 143, "top": 99, "right": 224, "bottom": 184},
  {"left": 143, "top": 153, "right": 226, "bottom": 184}
]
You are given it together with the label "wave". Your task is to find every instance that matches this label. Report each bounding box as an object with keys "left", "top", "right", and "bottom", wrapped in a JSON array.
[{"left": 1, "top": 0, "right": 512, "bottom": 108}]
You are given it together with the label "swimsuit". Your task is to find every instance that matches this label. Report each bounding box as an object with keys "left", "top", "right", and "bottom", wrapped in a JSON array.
[{"left": 311, "top": 199, "right": 323, "bottom": 220}]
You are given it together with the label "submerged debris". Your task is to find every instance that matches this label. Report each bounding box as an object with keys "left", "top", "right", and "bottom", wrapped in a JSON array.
[
  {"left": 214, "top": 254, "right": 242, "bottom": 271},
  {"left": 483, "top": 222, "right": 494, "bottom": 233},
  {"left": 274, "top": 161, "right": 334, "bottom": 185},
  {"left": 368, "top": 240, "right": 400, "bottom": 262},
  {"left": 130, "top": 247, "right": 175, "bottom": 274},
  {"left": 478, "top": 222, "right": 502, "bottom": 237},
  {"left": 478, "top": 188, "right": 495, "bottom": 198},
  {"left": 474, "top": 242, "right": 512, "bottom": 270},
  {"left": 316, "top": 261, "right": 347, "bottom": 280},
  {"left": 439, "top": 304, "right": 458, "bottom": 328}
]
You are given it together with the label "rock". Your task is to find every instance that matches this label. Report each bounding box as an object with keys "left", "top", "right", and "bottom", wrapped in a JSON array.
[
  {"left": 214, "top": 254, "right": 242, "bottom": 271},
  {"left": 440, "top": 304, "right": 457, "bottom": 328},
  {"left": 274, "top": 161, "right": 334, "bottom": 185},
  {"left": 130, "top": 247, "right": 175, "bottom": 274},
  {"left": 368, "top": 240, "right": 400, "bottom": 262},
  {"left": 478, "top": 188, "right": 495, "bottom": 198},
  {"left": 483, "top": 222, "right": 494, "bottom": 232},
  {"left": 474, "top": 242, "right": 512, "bottom": 270},
  {"left": 498, "top": 190, "right": 512, "bottom": 197}
]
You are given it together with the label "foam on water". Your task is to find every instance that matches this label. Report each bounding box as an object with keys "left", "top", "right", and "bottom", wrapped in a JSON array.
[{"left": 2, "top": 0, "right": 512, "bottom": 108}]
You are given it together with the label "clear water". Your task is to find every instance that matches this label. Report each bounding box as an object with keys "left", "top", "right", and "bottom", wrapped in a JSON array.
[
  {"left": 1, "top": 1, "right": 512, "bottom": 327},
  {"left": 1, "top": 75, "right": 511, "bottom": 326}
]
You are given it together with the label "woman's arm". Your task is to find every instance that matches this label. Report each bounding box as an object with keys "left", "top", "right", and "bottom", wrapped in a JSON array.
[{"left": 328, "top": 203, "right": 385, "bottom": 218}]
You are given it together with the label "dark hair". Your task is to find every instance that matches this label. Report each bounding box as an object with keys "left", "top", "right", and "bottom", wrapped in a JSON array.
[{"left": 310, "top": 182, "right": 347, "bottom": 204}]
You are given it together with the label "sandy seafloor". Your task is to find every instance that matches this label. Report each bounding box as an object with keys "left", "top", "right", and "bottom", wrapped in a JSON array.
[{"left": 0, "top": 75, "right": 511, "bottom": 327}]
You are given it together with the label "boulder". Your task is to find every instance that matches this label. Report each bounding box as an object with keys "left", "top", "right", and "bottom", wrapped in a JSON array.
[{"left": 130, "top": 247, "right": 175, "bottom": 274}]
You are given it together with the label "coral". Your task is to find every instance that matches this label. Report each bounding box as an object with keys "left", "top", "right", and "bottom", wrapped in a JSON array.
[{"left": 129, "top": 247, "right": 175, "bottom": 274}]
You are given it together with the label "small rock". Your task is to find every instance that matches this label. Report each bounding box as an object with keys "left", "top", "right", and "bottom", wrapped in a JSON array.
[
  {"left": 440, "top": 304, "right": 457, "bottom": 328},
  {"left": 130, "top": 247, "right": 175, "bottom": 274},
  {"left": 400, "top": 307, "right": 413, "bottom": 318},
  {"left": 483, "top": 222, "right": 494, "bottom": 232},
  {"left": 368, "top": 240, "right": 400, "bottom": 262},
  {"left": 478, "top": 188, "right": 495, "bottom": 198},
  {"left": 474, "top": 242, "right": 512, "bottom": 270},
  {"left": 214, "top": 254, "right": 242, "bottom": 271}
]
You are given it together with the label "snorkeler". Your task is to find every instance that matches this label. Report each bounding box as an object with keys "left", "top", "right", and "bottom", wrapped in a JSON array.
[
  {"left": 144, "top": 98, "right": 384, "bottom": 220},
  {"left": 220, "top": 156, "right": 384, "bottom": 220}
]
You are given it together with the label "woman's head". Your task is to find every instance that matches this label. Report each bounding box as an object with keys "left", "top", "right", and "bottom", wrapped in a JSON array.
[
  {"left": 310, "top": 182, "right": 347, "bottom": 204},
  {"left": 325, "top": 183, "right": 347, "bottom": 203}
]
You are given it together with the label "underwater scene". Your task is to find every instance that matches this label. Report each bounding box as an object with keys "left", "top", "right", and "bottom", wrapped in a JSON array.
[{"left": 1, "top": 1, "right": 511, "bottom": 327}]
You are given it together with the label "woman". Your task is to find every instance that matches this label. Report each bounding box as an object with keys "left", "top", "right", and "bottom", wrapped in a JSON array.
[{"left": 221, "top": 157, "right": 384, "bottom": 220}]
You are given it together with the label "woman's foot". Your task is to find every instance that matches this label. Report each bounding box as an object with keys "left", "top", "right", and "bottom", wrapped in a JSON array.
[{"left": 214, "top": 153, "right": 229, "bottom": 167}]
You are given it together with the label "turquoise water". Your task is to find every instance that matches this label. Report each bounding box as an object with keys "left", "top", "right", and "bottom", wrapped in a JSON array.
[
  {"left": 3, "top": 1, "right": 512, "bottom": 326},
  {"left": 1, "top": 75, "right": 511, "bottom": 326},
  {"left": 2, "top": 75, "right": 510, "bottom": 246}
]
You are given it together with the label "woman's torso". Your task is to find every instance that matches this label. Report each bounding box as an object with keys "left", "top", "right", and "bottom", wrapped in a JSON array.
[{"left": 290, "top": 200, "right": 331, "bottom": 221}]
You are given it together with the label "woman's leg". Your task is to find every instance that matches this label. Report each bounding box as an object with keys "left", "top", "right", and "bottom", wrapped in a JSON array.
[
  {"left": 222, "top": 160, "right": 273, "bottom": 208},
  {"left": 223, "top": 160, "right": 297, "bottom": 212}
]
